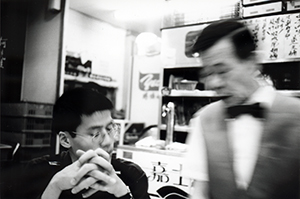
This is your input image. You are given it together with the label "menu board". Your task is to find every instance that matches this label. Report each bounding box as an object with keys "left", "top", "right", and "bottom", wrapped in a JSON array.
[{"left": 244, "top": 13, "right": 300, "bottom": 61}]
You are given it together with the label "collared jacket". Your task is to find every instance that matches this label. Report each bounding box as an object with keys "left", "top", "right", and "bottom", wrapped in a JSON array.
[
  {"left": 15, "top": 151, "right": 150, "bottom": 199},
  {"left": 198, "top": 93, "right": 300, "bottom": 199}
]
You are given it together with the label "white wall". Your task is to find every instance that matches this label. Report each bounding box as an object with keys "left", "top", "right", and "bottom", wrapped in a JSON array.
[
  {"left": 130, "top": 55, "right": 161, "bottom": 127},
  {"left": 65, "top": 9, "right": 128, "bottom": 111}
]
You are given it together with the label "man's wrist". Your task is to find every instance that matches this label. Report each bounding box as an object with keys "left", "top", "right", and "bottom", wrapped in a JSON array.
[
  {"left": 41, "top": 179, "right": 62, "bottom": 199},
  {"left": 113, "top": 180, "right": 129, "bottom": 197}
]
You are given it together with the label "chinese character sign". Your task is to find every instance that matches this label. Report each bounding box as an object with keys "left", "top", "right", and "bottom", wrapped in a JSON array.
[
  {"left": 130, "top": 55, "right": 161, "bottom": 126},
  {"left": 139, "top": 73, "right": 160, "bottom": 91},
  {"left": 244, "top": 13, "right": 300, "bottom": 61}
]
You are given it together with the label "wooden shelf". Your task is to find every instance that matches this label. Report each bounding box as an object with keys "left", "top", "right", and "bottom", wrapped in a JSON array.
[
  {"left": 160, "top": 124, "right": 191, "bottom": 132},
  {"left": 277, "top": 90, "right": 300, "bottom": 97},
  {"left": 163, "top": 89, "right": 300, "bottom": 98},
  {"left": 163, "top": 89, "right": 226, "bottom": 97},
  {"left": 64, "top": 74, "right": 118, "bottom": 88},
  {"left": 260, "top": 58, "right": 300, "bottom": 64}
]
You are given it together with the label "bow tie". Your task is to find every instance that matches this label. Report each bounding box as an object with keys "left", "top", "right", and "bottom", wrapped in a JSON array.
[{"left": 226, "top": 103, "right": 265, "bottom": 119}]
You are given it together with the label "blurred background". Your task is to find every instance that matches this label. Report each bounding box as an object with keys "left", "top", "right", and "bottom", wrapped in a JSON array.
[{"left": 1, "top": 0, "right": 300, "bottom": 198}]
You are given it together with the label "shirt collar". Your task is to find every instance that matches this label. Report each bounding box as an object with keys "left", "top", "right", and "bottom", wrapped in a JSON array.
[{"left": 246, "top": 86, "right": 276, "bottom": 109}]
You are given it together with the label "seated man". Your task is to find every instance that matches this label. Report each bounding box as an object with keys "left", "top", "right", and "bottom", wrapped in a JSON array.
[{"left": 17, "top": 88, "right": 150, "bottom": 199}]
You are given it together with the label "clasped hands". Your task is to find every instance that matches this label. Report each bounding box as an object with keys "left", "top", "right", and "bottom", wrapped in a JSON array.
[{"left": 48, "top": 149, "right": 128, "bottom": 198}]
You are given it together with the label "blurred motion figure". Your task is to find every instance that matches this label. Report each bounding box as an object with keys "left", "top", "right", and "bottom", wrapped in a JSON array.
[{"left": 184, "top": 19, "right": 300, "bottom": 199}]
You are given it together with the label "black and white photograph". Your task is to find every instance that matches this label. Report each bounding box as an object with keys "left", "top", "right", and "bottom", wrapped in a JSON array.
[{"left": 1, "top": 0, "right": 300, "bottom": 198}]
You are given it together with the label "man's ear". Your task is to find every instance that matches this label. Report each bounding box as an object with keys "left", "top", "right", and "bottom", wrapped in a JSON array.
[
  {"left": 59, "top": 131, "right": 71, "bottom": 149},
  {"left": 244, "top": 52, "right": 261, "bottom": 75}
]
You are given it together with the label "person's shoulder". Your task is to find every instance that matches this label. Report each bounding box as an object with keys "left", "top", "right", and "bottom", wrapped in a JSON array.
[
  {"left": 274, "top": 92, "right": 300, "bottom": 114},
  {"left": 113, "top": 158, "right": 150, "bottom": 198},
  {"left": 193, "top": 100, "right": 224, "bottom": 119},
  {"left": 26, "top": 151, "right": 68, "bottom": 168},
  {"left": 113, "top": 157, "right": 150, "bottom": 189},
  {"left": 202, "top": 100, "right": 224, "bottom": 111},
  {"left": 112, "top": 158, "right": 145, "bottom": 174},
  {"left": 112, "top": 157, "right": 148, "bottom": 187},
  {"left": 26, "top": 154, "right": 52, "bottom": 167}
]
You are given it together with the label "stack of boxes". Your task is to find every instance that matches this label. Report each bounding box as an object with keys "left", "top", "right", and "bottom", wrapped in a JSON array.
[{"left": 1, "top": 102, "right": 53, "bottom": 159}]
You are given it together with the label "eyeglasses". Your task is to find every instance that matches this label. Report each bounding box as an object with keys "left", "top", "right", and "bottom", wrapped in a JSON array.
[{"left": 71, "top": 122, "right": 120, "bottom": 143}]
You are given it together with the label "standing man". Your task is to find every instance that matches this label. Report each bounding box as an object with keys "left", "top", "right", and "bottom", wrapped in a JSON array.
[
  {"left": 17, "top": 88, "right": 150, "bottom": 199},
  {"left": 184, "top": 19, "right": 300, "bottom": 199}
]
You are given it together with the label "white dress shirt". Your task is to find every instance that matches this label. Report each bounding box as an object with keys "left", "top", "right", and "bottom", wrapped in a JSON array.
[{"left": 183, "top": 86, "right": 276, "bottom": 190}]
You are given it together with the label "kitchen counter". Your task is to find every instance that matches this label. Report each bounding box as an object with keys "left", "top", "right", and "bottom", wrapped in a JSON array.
[
  {"left": 116, "top": 144, "right": 191, "bottom": 198},
  {"left": 117, "top": 145, "right": 187, "bottom": 157}
]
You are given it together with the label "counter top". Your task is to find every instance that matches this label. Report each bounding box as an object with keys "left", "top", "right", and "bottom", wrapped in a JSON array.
[
  {"left": 117, "top": 145, "right": 187, "bottom": 157},
  {"left": 0, "top": 144, "right": 12, "bottom": 149}
]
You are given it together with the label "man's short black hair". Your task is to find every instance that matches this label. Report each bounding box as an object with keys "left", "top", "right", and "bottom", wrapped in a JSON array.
[
  {"left": 52, "top": 87, "right": 113, "bottom": 135},
  {"left": 192, "top": 19, "right": 256, "bottom": 60}
]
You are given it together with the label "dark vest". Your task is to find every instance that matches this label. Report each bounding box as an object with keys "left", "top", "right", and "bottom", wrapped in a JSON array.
[{"left": 199, "top": 93, "right": 300, "bottom": 199}]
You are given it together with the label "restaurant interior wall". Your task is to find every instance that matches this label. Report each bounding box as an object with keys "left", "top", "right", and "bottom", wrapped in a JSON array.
[
  {"left": 1, "top": 0, "right": 64, "bottom": 164},
  {"left": 65, "top": 8, "right": 136, "bottom": 114},
  {"left": 1, "top": 0, "right": 26, "bottom": 103},
  {"left": 21, "top": 0, "right": 63, "bottom": 104},
  {"left": 1, "top": 0, "right": 63, "bottom": 104}
]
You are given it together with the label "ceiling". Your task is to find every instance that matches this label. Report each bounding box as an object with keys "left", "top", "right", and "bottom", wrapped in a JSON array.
[
  {"left": 69, "top": 0, "right": 165, "bottom": 36},
  {"left": 68, "top": 0, "right": 240, "bottom": 37}
]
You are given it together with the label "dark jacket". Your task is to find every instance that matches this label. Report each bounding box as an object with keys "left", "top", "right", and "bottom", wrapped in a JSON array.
[{"left": 15, "top": 151, "right": 150, "bottom": 199}]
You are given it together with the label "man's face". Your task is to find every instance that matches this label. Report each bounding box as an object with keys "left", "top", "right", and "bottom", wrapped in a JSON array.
[
  {"left": 69, "top": 110, "right": 115, "bottom": 160},
  {"left": 200, "top": 38, "right": 258, "bottom": 106}
]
